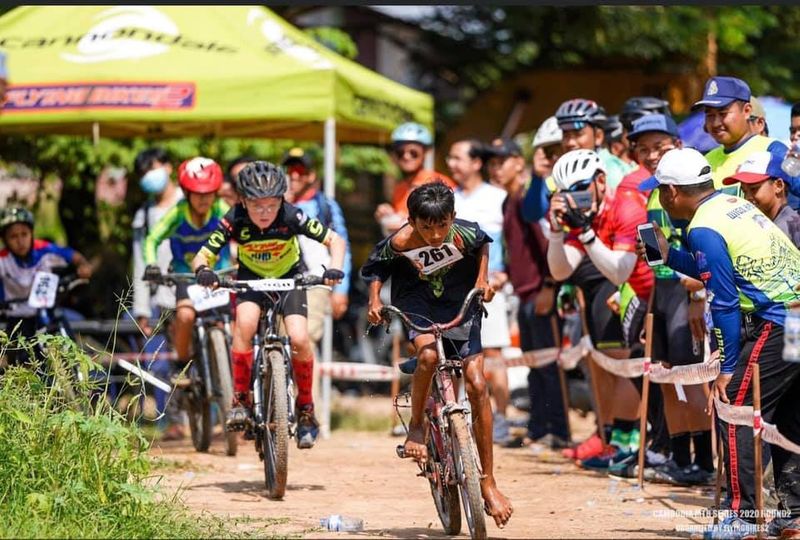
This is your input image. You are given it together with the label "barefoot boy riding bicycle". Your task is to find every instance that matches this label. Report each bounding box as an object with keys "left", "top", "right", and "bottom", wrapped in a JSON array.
[{"left": 361, "top": 181, "right": 513, "bottom": 528}]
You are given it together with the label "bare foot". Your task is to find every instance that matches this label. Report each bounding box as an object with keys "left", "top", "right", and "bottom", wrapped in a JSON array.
[
  {"left": 481, "top": 477, "right": 513, "bottom": 528},
  {"left": 403, "top": 422, "right": 427, "bottom": 462}
]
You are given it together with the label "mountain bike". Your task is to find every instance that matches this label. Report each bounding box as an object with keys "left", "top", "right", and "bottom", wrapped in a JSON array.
[
  {"left": 218, "top": 274, "right": 327, "bottom": 500},
  {"left": 145, "top": 271, "right": 236, "bottom": 455},
  {"left": 381, "top": 288, "right": 487, "bottom": 540},
  {"left": 0, "top": 266, "right": 92, "bottom": 402}
]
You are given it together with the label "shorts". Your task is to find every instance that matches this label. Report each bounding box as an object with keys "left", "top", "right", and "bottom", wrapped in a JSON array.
[
  {"left": 480, "top": 290, "right": 511, "bottom": 349},
  {"left": 234, "top": 266, "right": 308, "bottom": 318},
  {"left": 651, "top": 279, "right": 703, "bottom": 366},
  {"left": 582, "top": 279, "right": 625, "bottom": 350},
  {"left": 408, "top": 314, "right": 483, "bottom": 360},
  {"left": 621, "top": 292, "right": 648, "bottom": 353},
  {"left": 175, "top": 281, "right": 190, "bottom": 302},
  {"left": 306, "top": 286, "right": 331, "bottom": 344}
]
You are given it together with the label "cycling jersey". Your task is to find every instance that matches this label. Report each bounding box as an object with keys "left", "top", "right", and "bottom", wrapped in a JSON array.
[
  {"left": 0, "top": 239, "right": 74, "bottom": 318},
  {"left": 667, "top": 192, "right": 800, "bottom": 373},
  {"left": 598, "top": 148, "right": 637, "bottom": 193},
  {"left": 199, "top": 201, "right": 330, "bottom": 279},
  {"left": 144, "top": 198, "right": 231, "bottom": 273},
  {"left": 360, "top": 219, "right": 490, "bottom": 334}
]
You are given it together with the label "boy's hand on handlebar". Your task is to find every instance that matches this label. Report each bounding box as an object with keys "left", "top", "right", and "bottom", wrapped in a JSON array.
[
  {"left": 322, "top": 267, "right": 344, "bottom": 286},
  {"left": 196, "top": 266, "right": 219, "bottom": 288},
  {"left": 368, "top": 299, "right": 385, "bottom": 325},
  {"left": 143, "top": 264, "right": 162, "bottom": 282},
  {"left": 476, "top": 280, "right": 494, "bottom": 303}
]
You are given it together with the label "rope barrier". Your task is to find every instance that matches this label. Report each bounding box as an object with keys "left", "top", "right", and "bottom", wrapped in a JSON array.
[
  {"left": 714, "top": 397, "right": 800, "bottom": 455},
  {"left": 318, "top": 361, "right": 398, "bottom": 382}
]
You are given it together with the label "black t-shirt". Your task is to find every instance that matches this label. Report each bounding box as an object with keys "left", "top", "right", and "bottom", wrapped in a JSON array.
[{"left": 360, "top": 219, "right": 490, "bottom": 331}]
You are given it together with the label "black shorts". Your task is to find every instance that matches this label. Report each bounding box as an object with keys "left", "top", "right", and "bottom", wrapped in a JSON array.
[
  {"left": 651, "top": 279, "right": 703, "bottom": 366},
  {"left": 622, "top": 294, "right": 648, "bottom": 354},
  {"left": 234, "top": 266, "right": 308, "bottom": 318},
  {"left": 581, "top": 279, "right": 625, "bottom": 350},
  {"left": 175, "top": 281, "right": 190, "bottom": 302},
  {"left": 408, "top": 316, "right": 483, "bottom": 360}
]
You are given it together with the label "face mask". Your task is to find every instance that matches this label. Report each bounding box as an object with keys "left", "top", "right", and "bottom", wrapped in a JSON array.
[{"left": 140, "top": 167, "right": 169, "bottom": 194}]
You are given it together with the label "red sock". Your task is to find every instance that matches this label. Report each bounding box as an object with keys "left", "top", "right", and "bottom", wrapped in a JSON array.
[
  {"left": 292, "top": 354, "right": 314, "bottom": 408},
  {"left": 232, "top": 349, "right": 253, "bottom": 396}
]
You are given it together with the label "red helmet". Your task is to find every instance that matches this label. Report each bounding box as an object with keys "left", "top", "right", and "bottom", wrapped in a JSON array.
[{"left": 178, "top": 157, "right": 223, "bottom": 194}]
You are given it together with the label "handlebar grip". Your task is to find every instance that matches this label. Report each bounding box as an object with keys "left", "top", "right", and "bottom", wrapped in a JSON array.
[{"left": 395, "top": 445, "right": 406, "bottom": 459}]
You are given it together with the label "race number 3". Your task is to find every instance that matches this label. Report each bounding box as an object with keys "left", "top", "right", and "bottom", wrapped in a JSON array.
[
  {"left": 28, "top": 271, "right": 59, "bottom": 309},
  {"left": 402, "top": 242, "right": 463, "bottom": 275}
]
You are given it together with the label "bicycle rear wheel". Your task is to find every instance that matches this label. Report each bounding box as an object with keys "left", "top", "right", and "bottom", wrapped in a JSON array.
[
  {"left": 262, "top": 349, "right": 289, "bottom": 499},
  {"left": 208, "top": 328, "right": 237, "bottom": 457},
  {"left": 451, "top": 411, "right": 486, "bottom": 540},
  {"left": 427, "top": 424, "right": 461, "bottom": 535}
]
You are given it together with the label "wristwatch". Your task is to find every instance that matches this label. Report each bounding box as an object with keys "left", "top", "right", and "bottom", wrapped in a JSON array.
[
  {"left": 578, "top": 227, "right": 596, "bottom": 245},
  {"left": 690, "top": 289, "right": 707, "bottom": 302}
]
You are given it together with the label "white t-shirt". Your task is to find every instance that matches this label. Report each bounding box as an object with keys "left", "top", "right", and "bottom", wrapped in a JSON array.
[{"left": 454, "top": 182, "right": 507, "bottom": 273}]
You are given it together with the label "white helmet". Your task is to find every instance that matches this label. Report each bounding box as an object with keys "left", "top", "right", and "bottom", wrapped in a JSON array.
[
  {"left": 532, "top": 116, "right": 563, "bottom": 149},
  {"left": 552, "top": 149, "right": 605, "bottom": 191}
]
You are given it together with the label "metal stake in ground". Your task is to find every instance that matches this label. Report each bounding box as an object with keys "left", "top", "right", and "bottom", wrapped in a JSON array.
[
  {"left": 637, "top": 313, "right": 654, "bottom": 489},
  {"left": 753, "top": 362, "right": 764, "bottom": 539},
  {"left": 550, "top": 313, "right": 572, "bottom": 443}
]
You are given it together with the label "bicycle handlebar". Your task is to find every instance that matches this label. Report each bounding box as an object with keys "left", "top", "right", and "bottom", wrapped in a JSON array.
[
  {"left": 144, "top": 267, "right": 238, "bottom": 286},
  {"left": 219, "top": 274, "right": 330, "bottom": 293},
  {"left": 380, "top": 288, "right": 485, "bottom": 334}
]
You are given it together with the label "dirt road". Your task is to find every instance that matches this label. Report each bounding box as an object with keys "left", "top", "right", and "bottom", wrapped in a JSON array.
[{"left": 152, "top": 404, "right": 714, "bottom": 539}]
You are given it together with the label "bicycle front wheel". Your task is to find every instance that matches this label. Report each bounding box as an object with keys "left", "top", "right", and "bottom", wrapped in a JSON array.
[
  {"left": 427, "top": 425, "right": 461, "bottom": 535},
  {"left": 208, "top": 327, "right": 237, "bottom": 457},
  {"left": 451, "top": 411, "right": 487, "bottom": 540},
  {"left": 262, "top": 349, "right": 289, "bottom": 499}
]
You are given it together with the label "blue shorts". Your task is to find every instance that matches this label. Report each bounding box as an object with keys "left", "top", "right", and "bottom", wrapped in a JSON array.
[{"left": 407, "top": 311, "right": 483, "bottom": 360}]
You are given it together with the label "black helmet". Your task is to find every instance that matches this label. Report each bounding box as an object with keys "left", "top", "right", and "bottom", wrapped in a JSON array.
[
  {"left": 235, "top": 161, "right": 287, "bottom": 199},
  {"left": 0, "top": 207, "right": 34, "bottom": 234},
  {"left": 603, "top": 115, "right": 624, "bottom": 142},
  {"left": 619, "top": 96, "right": 671, "bottom": 131},
  {"left": 555, "top": 98, "right": 608, "bottom": 130}
]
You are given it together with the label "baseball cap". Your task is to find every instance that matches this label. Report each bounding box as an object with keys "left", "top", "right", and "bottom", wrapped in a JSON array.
[
  {"left": 722, "top": 150, "right": 787, "bottom": 185},
  {"left": 638, "top": 148, "right": 713, "bottom": 191},
  {"left": 486, "top": 137, "right": 522, "bottom": 158},
  {"left": 691, "top": 76, "right": 751, "bottom": 110},
  {"left": 281, "top": 147, "right": 313, "bottom": 169},
  {"left": 749, "top": 96, "right": 766, "bottom": 120},
  {"left": 628, "top": 114, "right": 679, "bottom": 142}
]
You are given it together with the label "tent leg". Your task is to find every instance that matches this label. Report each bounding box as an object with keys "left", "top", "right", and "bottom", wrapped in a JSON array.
[
  {"left": 324, "top": 117, "right": 336, "bottom": 198},
  {"left": 320, "top": 116, "right": 336, "bottom": 440}
]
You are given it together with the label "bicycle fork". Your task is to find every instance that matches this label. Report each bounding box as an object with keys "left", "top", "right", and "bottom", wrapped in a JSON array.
[{"left": 194, "top": 319, "right": 214, "bottom": 401}]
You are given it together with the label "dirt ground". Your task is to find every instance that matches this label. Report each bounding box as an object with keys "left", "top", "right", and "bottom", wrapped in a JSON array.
[{"left": 151, "top": 397, "right": 717, "bottom": 539}]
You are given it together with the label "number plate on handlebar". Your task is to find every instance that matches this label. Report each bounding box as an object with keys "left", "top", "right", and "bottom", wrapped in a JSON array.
[
  {"left": 402, "top": 242, "right": 463, "bottom": 275},
  {"left": 245, "top": 279, "right": 295, "bottom": 292},
  {"left": 28, "top": 271, "right": 59, "bottom": 309},
  {"left": 187, "top": 284, "right": 230, "bottom": 312}
]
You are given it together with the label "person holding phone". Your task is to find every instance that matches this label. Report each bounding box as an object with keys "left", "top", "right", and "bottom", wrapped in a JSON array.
[
  {"left": 545, "top": 149, "right": 655, "bottom": 470},
  {"left": 628, "top": 114, "right": 715, "bottom": 487},
  {"left": 639, "top": 147, "right": 800, "bottom": 540}
]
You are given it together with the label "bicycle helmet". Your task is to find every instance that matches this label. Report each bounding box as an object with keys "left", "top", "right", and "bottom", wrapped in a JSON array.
[
  {"left": 390, "top": 122, "right": 433, "bottom": 147},
  {"left": 552, "top": 149, "right": 605, "bottom": 191},
  {"left": 532, "top": 116, "right": 563, "bottom": 149},
  {"left": 178, "top": 157, "right": 223, "bottom": 194},
  {"left": 555, "top": 98, "right": 608, "bottom": 130},
  {"left": 235, "top": 160, "right": 287, "bottom": 199},
  {"left": 619, "top": 96, "right": 671, "bottom": 131},
  {"left": 603, "top": 115, "right": 624, "bottom": 142},
  {"left": 0, "top": 207, "right": 34, "bottom": 234}
]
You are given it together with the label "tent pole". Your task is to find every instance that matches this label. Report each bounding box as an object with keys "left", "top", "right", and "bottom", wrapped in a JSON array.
[
  {"left": 321, "top": 117, "right": 336, "bottom": 439},
  {"left": 92, "top": 122, "right": 100, "bottom": 146}
]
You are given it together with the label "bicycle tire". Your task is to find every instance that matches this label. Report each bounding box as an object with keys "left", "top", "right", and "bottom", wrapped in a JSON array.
[
  {"left": 262, "top": 349, "right": 289, "bottom": 499},
  {"left": 427, "top": 425, "right": 461, "bottom": 535},
  {"left": 186, "top": 360, "right": 212, "bottom": 452},
  {"left": 451, "top": 411, "right": 487, "bottom": 540},
  {"left": 208, "top": 328, "right": 237, "bottom": 457}
]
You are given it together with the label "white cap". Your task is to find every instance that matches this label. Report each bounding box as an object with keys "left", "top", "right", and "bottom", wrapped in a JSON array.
[
  {"left": 638, "top": 147, "right": 712, "bottom": 191},
  {"left": 532, "top": 116, "right": 562, "bottom": 149}
]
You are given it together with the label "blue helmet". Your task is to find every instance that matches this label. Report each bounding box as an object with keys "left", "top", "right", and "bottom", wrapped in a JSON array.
[{"left": 391, "top": 122, "right": 433, "bottom": 147}]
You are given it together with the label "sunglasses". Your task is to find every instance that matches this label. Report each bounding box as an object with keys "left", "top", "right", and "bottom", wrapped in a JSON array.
[
  {"left": 567, "top": 178, "right": 594, "bottom": 192},
  {"left": 393, "top": 147, "right": 422, "bottom": 159}
]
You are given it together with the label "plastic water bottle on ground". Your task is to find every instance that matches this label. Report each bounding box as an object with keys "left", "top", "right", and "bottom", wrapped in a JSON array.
[
  {"left": 784, "top": 308, "right": 800, "bottom": 362},
  {"left": 320, "top": 515, "right": 364, "bottom": 532}
]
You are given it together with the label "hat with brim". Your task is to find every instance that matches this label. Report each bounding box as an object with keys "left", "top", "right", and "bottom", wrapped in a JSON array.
[
  {"left": 721, "top": 150, "right": 785, "bottom": 185},
  {"left": 638, "top": 147, "right": 713, "bottom": 192},
  {"left": 691, "top": 76, "right": 751, "bottom": 110}
]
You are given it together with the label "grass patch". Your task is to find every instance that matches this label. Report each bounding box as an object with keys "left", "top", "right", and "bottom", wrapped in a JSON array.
[
  {"left": 330, "top": 398, "right": 394, "bottom": 433},
  {"left": 0, "top": 342, "right": 246, "bottom": 539}
]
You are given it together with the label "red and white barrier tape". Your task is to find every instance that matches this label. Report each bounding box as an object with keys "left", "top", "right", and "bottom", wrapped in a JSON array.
[
  {"left": 318, "top": 361, "right": 398, "bottom": 382},
  {"left": 714, "top": 397, "right": 800, "bottom": 455}
]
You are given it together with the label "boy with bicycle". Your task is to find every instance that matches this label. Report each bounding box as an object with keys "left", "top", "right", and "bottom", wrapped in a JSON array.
[
  {"left": 192, "top": 161, "right": 345, "bottom": 449},
  {"left": 142, "top": 157, "right": 231, "bottom": 393},
  {"left": 361, "top": 181, "right": 513, "bottom": 529}
]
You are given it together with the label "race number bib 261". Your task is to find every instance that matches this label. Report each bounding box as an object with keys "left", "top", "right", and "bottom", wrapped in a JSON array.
[{"left": 402, "top": 242, "right": 463, "bottom": 275}]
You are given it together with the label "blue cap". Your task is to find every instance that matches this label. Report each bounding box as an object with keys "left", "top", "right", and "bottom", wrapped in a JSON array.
[
  {"left": 721, "top": 150, "right": 789, "bottom": 185},
  {"left": 628, "top": 114, "right": 679, "bottom": 141},
  {"left": 692, "top": 76, "right": 751, "bottom": 110}
]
